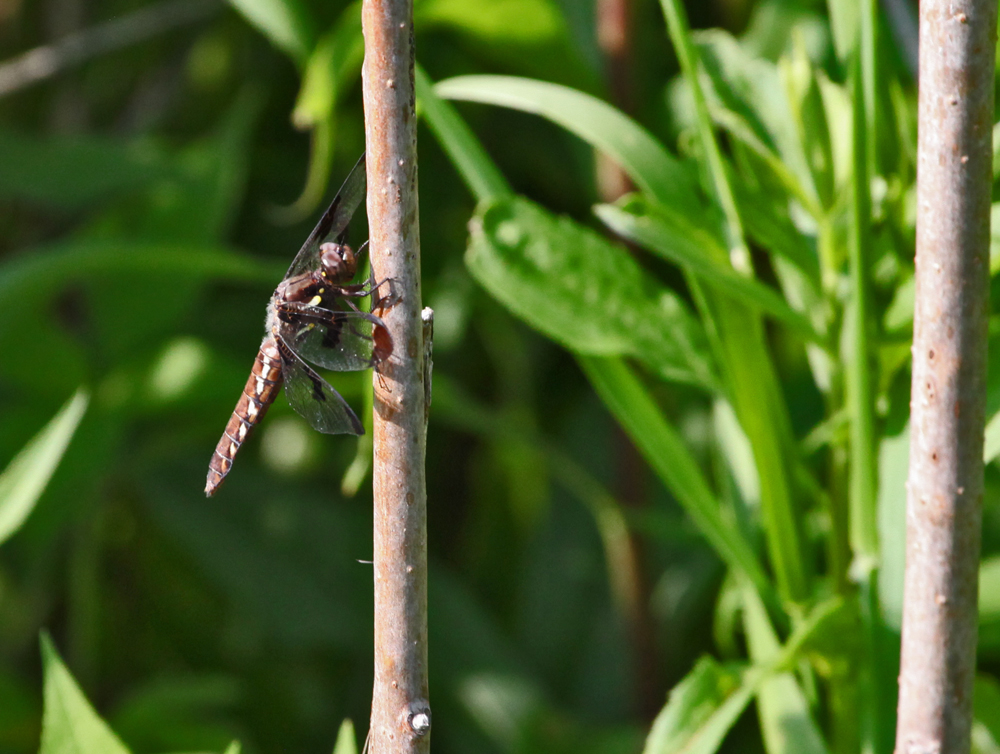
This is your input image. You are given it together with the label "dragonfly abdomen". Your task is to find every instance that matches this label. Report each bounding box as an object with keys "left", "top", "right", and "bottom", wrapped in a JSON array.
[{"left": 205, "top": 338, "right": 284, "bottom": 497}]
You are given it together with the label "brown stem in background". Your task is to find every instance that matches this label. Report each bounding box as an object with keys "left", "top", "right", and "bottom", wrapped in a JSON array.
[
  {"left": 1, "top": 0, "right": 219, "bottom": 100},
  {"left": 362, "top": 0, "right": 430, "bottom": 752},
  {"left": 596, "top": 0, "right": 661, "bottom": 721},
  {"left": 895, "top": 0, "right": 996, "bottom": 750}
]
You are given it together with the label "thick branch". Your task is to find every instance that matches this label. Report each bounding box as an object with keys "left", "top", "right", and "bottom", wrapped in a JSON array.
[
  {"left": 361, "top": 0, "right": 430, "bottom": 752},
  {"left": 896, "top": 0, "right": 996, "bottom": 751}
]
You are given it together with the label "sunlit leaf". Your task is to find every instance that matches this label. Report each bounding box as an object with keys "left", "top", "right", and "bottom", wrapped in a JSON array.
[
  {"left": 694, "top": 31, "right": 817, "bottom": 210},
  {"left": 979, "top": 557, "right": 1000, "bottom": 654},
  {"left": 226, "top": 0, "right": 315, "bottom": 64},
  {"left": 579, "top": 356, "right": 772, "bottom": 599},
  {"left": 596, "top": 197, "right": 822, "bottom": 342},
  {"left": 416, "top": 0, "right": 563, "bottom": 43},
  {"left": 741, "top": 584, "right": 827, "bottom": 754},
  {"left": 467, "top": 197, "right": 716, "bottom": 389},
  {"left": 644, "top": 657, "right": 755, "bottom": 754},
  {"left": 332, "top": 719, "right": 358, "bottom": 754},
  {"left": 877, "top": 426, "right": 909, "bottom": 630},
  {"left": 416, "top": 66, "right": 511, "bottom": 203},
  {"left": 0, "top": 390, "right": 88, "bottom": 546},
  {"left": 435, "top": 74, "right": 701, "bottom": 212},
  {"left": 974, "top": 675, "right": 1000, "bottom": 754},
  {"left": 294, "top": 4, "right": 363, "bottom": 129},
  {"left": 39, "top": 634, "right": 131, "bottom": 754}
]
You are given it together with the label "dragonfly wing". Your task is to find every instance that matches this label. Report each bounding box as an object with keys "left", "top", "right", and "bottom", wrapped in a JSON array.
[
  {"left": 275, "top": 336, "right": 364, "bottom": 434},
  {"left": 277, "top": 304, "right": 391, "bottom": 372},
  {"left": 285, "top": 152, "right": 368, "bottom": 279}
]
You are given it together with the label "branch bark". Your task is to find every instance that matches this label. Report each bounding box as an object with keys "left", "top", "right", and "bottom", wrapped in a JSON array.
[
  {"left": 896, "top": 0, "right": 996, "bottom": 751},
  {"left": 362, "top": 0, "right": 430, "bottom": 752}
]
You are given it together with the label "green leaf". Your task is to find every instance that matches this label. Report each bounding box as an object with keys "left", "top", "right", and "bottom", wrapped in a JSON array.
[
  {"left": 644, "top": 595, "right": 843, "bottom": 754},
  {"left": 416, "top": 65, "right": 511, "bottom": 204},
  {"left": 644, "top": 657, "right": 756, "bottom": 754},
  {"left": 596, "top": 197, "right": 823, "bottom": 342},
  {"left": 39, "top": 634, "right": 131, "bottom": 754},
  {"left": 332, "top": 719, "right": 358, "bottom": 754},
  {"left": 0, "top": 127, "right": 168, "bottom": 209},
  {"left": 778, "top": 37, "right": 835, "bottom": 208},
  {"left": 415, "top": 0, "right": 564, "bottom": 44},
  {"left": 974, "top": 675, "right": 1000, "bottom": 754},
  {"left": 741, "top": 584, "right": 827, "bottom": 754},
  {"left": 108, "top": 674, "right": 241, "bottom": 754},
  {"left": 826, "top": 0, "right": 860, "bottom": 62},
  {"left": 661, "top": 0, "right": 808, "bottom": 603},
  {"left": 578, "top": 356, "right": 772, "bottom": 600},
  {"left": 986, "top": 411, "right": 1000, "bottom": 464},
  {"left": 293, "top": 5, "right": 364, "bottom": 128},
  {"left": 0, "top": 240, "right": 280, "bottom": 316},
  {"left": 0, "top": 390, "right": 88, "bottom": 546},
  {"left": 730, "top": 176, "right": 821, "bottom": 285},
  {"left": 226, "top": 0, "right": 315, "bottom": 64},
  {"left": 467, "top": 197, "right": 716, "bottom": 389},
  {"left": 979, "top": 557, "right": 1000, "bottom": 654},
  {"left": 694, "top": 31, "right": 818, "bottom": 212},
  {"left": 876, "top": 426, "right": 909, "bottom": 630},
  {"left": 434, "top": 74, "right": 700, "bottom": 212}
]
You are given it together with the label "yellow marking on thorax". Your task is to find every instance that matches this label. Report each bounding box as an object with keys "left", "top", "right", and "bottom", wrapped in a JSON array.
[{"left": 309, "top": 295, "right": 323, "bottom": 306}]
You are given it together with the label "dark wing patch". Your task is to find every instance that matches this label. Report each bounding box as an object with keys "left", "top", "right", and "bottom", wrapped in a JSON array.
[
  {"left": 276, "top": 303, "right": 390, "bottom": 372},
  {"left": 284, "top": 153, "right": 367, "bottom": 279},
  {"left": 275, "top": 336, "right": 364, "bottom": 435}
]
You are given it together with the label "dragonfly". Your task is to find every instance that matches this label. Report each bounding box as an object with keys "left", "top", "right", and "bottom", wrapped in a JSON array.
[{"left": 206, "top": 153, "right": 392, "bottom": 496}]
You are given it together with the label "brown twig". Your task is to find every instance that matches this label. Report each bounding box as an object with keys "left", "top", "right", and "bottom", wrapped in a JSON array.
[
  {"left": 895, "top": 0, "right": 996, "bottom": 751},
  {"left": 0, "top": 0, "right": 220, "bottom": 99},
  {"left": 361, "top": 1, "right": 430, "bottom": 752}
]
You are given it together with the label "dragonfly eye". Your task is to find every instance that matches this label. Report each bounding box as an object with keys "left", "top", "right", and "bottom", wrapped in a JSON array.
[{"left": 319, "top": 242, "right": 357, "bottom": 281}]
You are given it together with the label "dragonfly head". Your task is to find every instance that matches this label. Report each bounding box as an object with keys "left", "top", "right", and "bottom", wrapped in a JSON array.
[{"left": 319, "top": 242, "right": 357, "bottom": 282}]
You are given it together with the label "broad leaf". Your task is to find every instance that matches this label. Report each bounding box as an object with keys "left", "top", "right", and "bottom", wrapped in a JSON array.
[
  {"left": 467, "top": 197, "right": 716, "bottom": 389},
  {"left": 644, "top": 657, "right": 755, "bottom": 754},
  {"left": 0, "top": 390, "right": 88, "bottom": 545},
  {"left": 596, "top": 197, "right": 822, "bottom": 342},
  {"left": 39, "top": 635, "right": 131, "bottom": 754}
]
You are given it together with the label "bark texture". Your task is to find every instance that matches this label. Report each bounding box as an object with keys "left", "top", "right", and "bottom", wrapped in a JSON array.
[
  {"left": 362, "top": 0, "right": 430, "bottom": 751},
  {"left": 896, "top": 0, "right": 996, "bottom": 751}
]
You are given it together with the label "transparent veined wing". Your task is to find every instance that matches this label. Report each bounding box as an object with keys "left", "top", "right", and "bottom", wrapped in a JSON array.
[
  {"left": 276, "top": 302, "right": 391, "bottom": 371},
  {"left": 275, "top": 336, "right": 364, "bottom": 435},
  {"left": 284, "top": 153, "right": 367, "bottom": 279}
]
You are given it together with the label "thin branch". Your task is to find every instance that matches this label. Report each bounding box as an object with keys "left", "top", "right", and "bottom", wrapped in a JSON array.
[
  {"left": 362, "top": 0, "right": 430, "bottom": 751},
  {"left": 0, "top": 0, "right": 220, "bottom": 99},
  {"left": 896, "top": 0, "right": 996, "bottom": 751}
]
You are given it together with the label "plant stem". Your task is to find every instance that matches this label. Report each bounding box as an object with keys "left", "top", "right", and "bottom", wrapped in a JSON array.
[
  {"left": 0, "top": 0, "right": 220, "bottom": 99},
  {"left": 895, "top": 0, "right": 996, "bottom": 750},
  {"left": 362, "top": 0, "right": 430, "bottom": 750}
]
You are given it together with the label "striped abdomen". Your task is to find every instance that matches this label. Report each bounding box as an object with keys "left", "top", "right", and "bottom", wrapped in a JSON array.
[{"left": 205, "top": 337, "right": 284, "bottom": 496}]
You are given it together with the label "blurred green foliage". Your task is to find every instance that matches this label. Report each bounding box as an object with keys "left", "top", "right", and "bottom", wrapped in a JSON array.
[{"left": 4, "top": 0, "right": 1000, "bottom": 753}]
